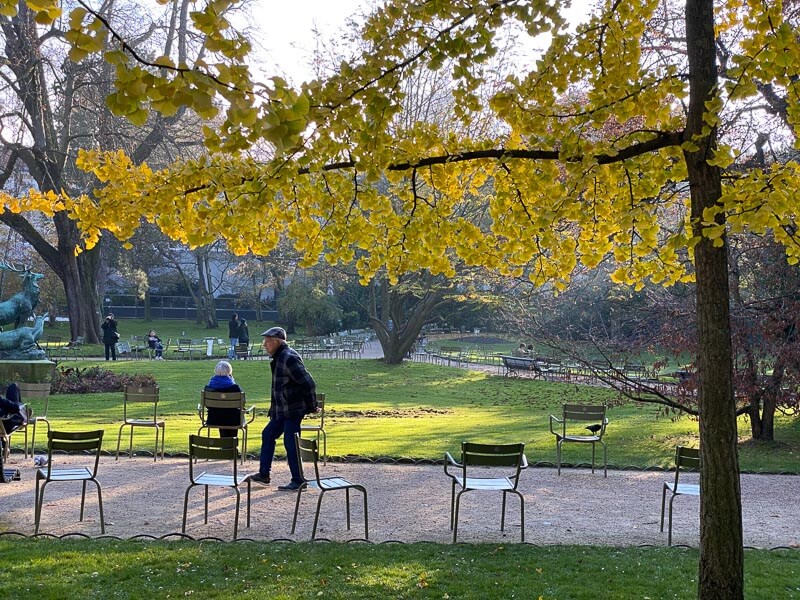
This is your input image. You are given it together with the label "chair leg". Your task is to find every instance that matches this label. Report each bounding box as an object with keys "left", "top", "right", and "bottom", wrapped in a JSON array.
[
  {"left": 311, "top": 491, "right": 325, "bottom": 540},
  {"left": 591, "top": 442, "right": 596, "bottom": 474},
  {"left": 80, "top": 480, "right": 87, "bottom": 522},
  {"left": 246, "top": 481, "right": 251, "bottom": 529},
  {"left": 500, "top": 490, "right": 507, "bottom": 531},
  {"left": 668, "top": 494, "right": 677, "bottom": 546},
  {"left": 233, "top": 488, "right": 241, "bottom": 540},
  {"left": 182, "top": 485, "right": 194, "bottom": 534},
  {"left": 291, "top": 487, "right": 304, "bottom": 534},
  {"left": 449, "top": 480, "right": 456, "bottom": 529},
  {"left": 115, "top": 424, "right": 126, "bottom": 460},
  {"left": 94, "top": 480, "right": 105, "bottom": 534},
  {"left": 345, "top": 487, "right": 351, "bottom": 531},
  {"left": 360, "top": 486, "right": 369, "bottom": 540},
  {"left": 556, "top": 440, "right": 562, "bottom": 475},
  {"left": 602, "top": 441, "right": 607, "bottom": 477},
  {"left": 34, "top": 479, "right": 48, "bottom": 534},
  {"left": 129, "top": 426, "right": 135, "bottom": 458},
  {"left": 453, "top": 489, "right": 467, "bottom": 543},
  {"left": 153, "top": 426, "right": 159, "bottom": 462},
  {"left": 517, "top": 491, "right": 525, "bottom": 543},
  {"left": 660, "top": 485, "right": 667, "bottom": 532}
]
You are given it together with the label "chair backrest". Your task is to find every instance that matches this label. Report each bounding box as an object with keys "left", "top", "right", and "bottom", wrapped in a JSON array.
[
  {"left": 123, "top": 385, "right": 160, "bottom": 421},
  {"left": 560, "top": 404, "right": 607, "bottom": 436},
  {"left": 673, "top": 446, "right": 700, "bottom": 486},
  {"left": 199, "top": 390, "right": 247, "bottom": 427},
  {"left": 458, "top": 442, "right": 526, "bottom": 488},
  {"left": 295, "top": 434, "right": 321, "bottom": 484},
  {"left": 117, "top": 340, "right": 132, "bottom": 354},
  {"left": 306, "top": 393, "right": 325, "bottom": 427},
  {"left": 188, "top": 435, "right": 239, "bottom": 482},
  {"left": 178, "top": 338, "right": 192, "bottom": 348},
  {"left": 44, "top": 430, "right": 104, "bottom": 477},
  {"left": 17, "top": 381, "right": 51, "bottom": 420}
]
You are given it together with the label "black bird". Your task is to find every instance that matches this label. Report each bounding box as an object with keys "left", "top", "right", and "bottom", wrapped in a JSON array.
[{"left": 585, "top": 423, "right": 602, "bottom": 435}]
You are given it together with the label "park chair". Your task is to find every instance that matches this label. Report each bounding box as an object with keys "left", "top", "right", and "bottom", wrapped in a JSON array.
[
  {"left": 17, "top": 382, "right": 52, "bottom": 456},
  {"left": 300, "top": 392, "right": 327, "bottom": 464},
  {"left": 174, "top": 338, "right": 194, "bottom": 359},
  {"left": 234, "top": 342, "right": 251, "bottom": 360},
  {"left": 60, "top": 335, "right": 84, "bottom": 360},
  {"left": 549, "top": 404, "right": 609, "bottom": 477},
  {"left": 444, "top": 442, "right": 528, "bottom": 543},
  {"left": 34, "top": 429, "right": 105, "bottom": 534},
  {"left": 661, "top": 445, "right": 701, "bottom": 546},
  {"left": 182, "top": 435, "right": 251, "bottom": 539},
  {"left": 197, "top": 390, "right": 255, "bottom": 463},
  {"left": 291, "top": 433, "right": 368, "bottom": 540},
  {"left": 115, "top": 385, "right": 165, "bottom": 461},
  {"left": 0, "top": 438, "right": 20, "bottom": 482},
  {"left": 115, "top": 340, "right": 140, "bottom": 360}
]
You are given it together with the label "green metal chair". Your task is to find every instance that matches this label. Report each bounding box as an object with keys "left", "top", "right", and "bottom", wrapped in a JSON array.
[
  {"left": 661, "top": 445, "right": 701, "bottom": 546},
  {"left": 291, "top": 433, "right": 368, "bottom": 540},
  {"left": 444, "top": 441, "right": 528, "bottom": 543},
  {"left": 115, "top": 385, "right": 164, "bottom": 461},
  {"left": 182, "top": 435, "right": 251, "bottom": 539},
  {"left": 549, "top": 404, "right": 609, "bottom": 476},
  {"left": 18, "top": 382, "right": 52, "bottom": 457},
  {"left": 34, "top": 430, "right": 105, "bottom": 534},
  {"left": 197, "top": 390, "right": 255, "bottom": 463}
]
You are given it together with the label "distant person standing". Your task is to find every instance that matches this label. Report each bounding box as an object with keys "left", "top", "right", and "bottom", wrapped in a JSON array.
[
  {"left": 101, "top": 313, "right": 119, "bottom": 361},
  {"left": 237, "top": 318, "right": 250, "bottom": 358},
  {"left": 249, "top": 327, "right": 318, "bottom": 490},
  {"left": 227, "top": 313, "right": 240, "bottom": 359}
]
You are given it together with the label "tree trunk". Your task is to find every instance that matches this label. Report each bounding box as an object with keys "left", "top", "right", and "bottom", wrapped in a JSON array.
[{"left": 685, "top": 0, "right": 743, "bottom": 597}]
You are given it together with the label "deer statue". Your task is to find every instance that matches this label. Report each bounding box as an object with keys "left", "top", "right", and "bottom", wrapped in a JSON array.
[
  {"left": 0, "top": 263, "right": 43, "bottom": 329},
  {"left": 0, "top": 312, "right": 47, "bottom": 357}
]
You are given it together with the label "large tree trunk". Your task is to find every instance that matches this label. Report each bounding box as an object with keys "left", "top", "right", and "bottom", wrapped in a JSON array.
[{"left": 685, "top": 0, "right": 743, "bottom": 597}]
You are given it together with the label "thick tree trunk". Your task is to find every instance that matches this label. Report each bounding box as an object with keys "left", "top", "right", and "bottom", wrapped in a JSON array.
[{"left": 685, "top": 0, "right": 743, "bottom": 597}]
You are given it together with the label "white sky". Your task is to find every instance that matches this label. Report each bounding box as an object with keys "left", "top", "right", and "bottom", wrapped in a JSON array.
[{"left": 248, "top": 1, "right": 592, "bottom": 84}]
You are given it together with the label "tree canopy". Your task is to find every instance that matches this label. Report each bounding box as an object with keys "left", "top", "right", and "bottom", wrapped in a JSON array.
[{"left": 2, "top": 0, "right": 800, "bottom": 597}]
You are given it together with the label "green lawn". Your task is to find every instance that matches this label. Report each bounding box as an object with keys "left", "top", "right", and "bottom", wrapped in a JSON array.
[
  {"left": 0, "top": 539, "right": 796, "bottom": 599},
  {"left": 18, "top": 358, "right": 800, "bottom": 473}
]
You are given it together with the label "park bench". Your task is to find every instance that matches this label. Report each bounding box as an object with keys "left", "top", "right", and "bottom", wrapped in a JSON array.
[{"left": 500, "top": 355, "right": 551, "bottom": 379}]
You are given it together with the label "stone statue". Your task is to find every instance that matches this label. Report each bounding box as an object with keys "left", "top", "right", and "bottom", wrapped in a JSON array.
[
  {"left": 0, "top": 262, "right": 43, "bottom": 329},
  {"left": 0, "top": 313, "right": 47, "bottom": 359}
]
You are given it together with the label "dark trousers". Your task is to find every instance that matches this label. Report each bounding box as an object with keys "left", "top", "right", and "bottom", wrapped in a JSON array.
[
  {"left": 259, "top": 416, "right": 303, "bottom": 482},
  {"left": 104, "top": 343, "right": 117, "bottom": 360}
]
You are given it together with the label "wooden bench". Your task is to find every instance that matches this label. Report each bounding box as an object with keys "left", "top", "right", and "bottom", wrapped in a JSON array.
[{"left": 500, "top": 355, "right": 550, "bottom": 379}]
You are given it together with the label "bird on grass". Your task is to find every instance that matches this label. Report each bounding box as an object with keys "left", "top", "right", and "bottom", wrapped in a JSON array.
[{"left": 585, "top": 423, "right": 603, "bottom": 435}]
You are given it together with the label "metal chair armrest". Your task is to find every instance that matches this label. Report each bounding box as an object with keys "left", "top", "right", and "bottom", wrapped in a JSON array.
[
  {"left": 520, "top": 453, "right": 529, "bottom": 469},
  {"left": 549, "top": 414, "right": 562, "bottom": 435},
  {"left": 444, "top": 452, "right": 462, "bottom": 477},
  {"left": 244, "top": 405, "right": 256, "bottom": 424}
]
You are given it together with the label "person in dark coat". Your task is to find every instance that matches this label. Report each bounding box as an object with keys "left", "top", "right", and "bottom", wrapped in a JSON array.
[
  {"left": 204, "top": 360, "right": 243, "bottom": 438},
  {"left": 227, "top": 313, "right": 240, "bottom": 359},
  {"left": 249, "top": 327, "right": 317, "bottom": 490},
  {"left": 147, "top": 329, "right": 164, "bottom": 359},
  {"left": 101, "top": 313, "right": 118, "bottom": 361},
  {"left": 0, "top": 383, "right": 26, "bottom": 436},
  {"left": 236, "top": 318, "right": 250, "bottom": 358}
]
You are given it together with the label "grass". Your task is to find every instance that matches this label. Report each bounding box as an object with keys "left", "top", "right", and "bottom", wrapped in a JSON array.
[
  {"left": 16, "top": 357, "right": 800, "bottom": 473},
  {"left": 0, "top": 539, "right": 796, "bottom": 599}
]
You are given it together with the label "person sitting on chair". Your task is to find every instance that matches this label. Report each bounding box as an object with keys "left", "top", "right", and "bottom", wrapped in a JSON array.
[
  {"left": 0, "top": 383, "right": 27, "bottom": 436},
  {"left": 147, "top": 330, "right": 164, "bottom": 360},
  {"left": 204, "top": 360, "right": 243, "bottom": 438}
]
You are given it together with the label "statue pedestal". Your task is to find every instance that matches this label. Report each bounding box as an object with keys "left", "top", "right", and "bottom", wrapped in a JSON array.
[{"left": 0, "top": 360, "right": 56, "bottom": 385}]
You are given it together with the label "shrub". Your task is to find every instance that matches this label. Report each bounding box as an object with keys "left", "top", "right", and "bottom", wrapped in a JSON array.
[{"left": 51, "top": 366, "right": 157, "bottom": 394}]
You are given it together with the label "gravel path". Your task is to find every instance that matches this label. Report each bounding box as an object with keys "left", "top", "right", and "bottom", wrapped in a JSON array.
[{"left": 1, "top": 455, "right": 797, "bottom": 548}]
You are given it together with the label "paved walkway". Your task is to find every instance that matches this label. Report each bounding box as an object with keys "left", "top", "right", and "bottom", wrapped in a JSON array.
[{"left": 1, "top": 455, "right": 798, "bottom": 547}]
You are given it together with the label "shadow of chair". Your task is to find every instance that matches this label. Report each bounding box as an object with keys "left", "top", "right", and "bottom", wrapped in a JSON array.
[
  {"left": 115, "top": 385, "right": 165, "bottom": 461},
  {"left": 18, "top": 382, "right": 52, "bottom": 456},
  {"left": 444, "top": 441, "right": 527, "bottom": 543},
  {"left": 197, "top": 390, "right": 255, "bottom": 463},
  {"left": 291, "top": 433, "right": 368, "bottom": 540},
  {"left": 182, "top": 435, "right": 251, "bottom": 539},
  {"left": 34, "top": 429, "right": 105, "bottom": 534},
  {"left": 549, "top": 404, "right": 609, "bottom": 477},
  {"left": 661, "top": 445, "right": 701, "bottom": 546},
  {"left": 300, "top": 392, "right": 327, "bottom": 464}
]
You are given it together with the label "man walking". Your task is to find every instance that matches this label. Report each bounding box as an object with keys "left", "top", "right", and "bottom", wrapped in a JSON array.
[{"left": 249, "top": 327, "right": 317, "bottom": 490}]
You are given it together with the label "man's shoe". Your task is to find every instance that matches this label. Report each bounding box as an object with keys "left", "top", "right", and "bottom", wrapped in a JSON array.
[
  {"left": 277, "top": 480, "right": 306, "bottom": 491},
  {"left": 248, "top": 472, "right": 271, "bottom": 485}
]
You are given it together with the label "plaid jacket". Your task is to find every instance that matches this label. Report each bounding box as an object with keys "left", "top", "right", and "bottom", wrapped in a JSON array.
[{"left": 268, "top": 343, "right": 317, "bottom": 419}]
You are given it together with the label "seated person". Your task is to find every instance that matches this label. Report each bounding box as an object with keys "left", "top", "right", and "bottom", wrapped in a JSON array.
[
  {"left": 204, "top": 360, "right": 243, "bottom": 438},
  {"left": 147, "top": 330, "right": 164, "bottom": 360},
  {"left": 513, "top": 343, "right": 528, "bottom": 357},
  {"left": 0, "top": 383, "right": 27, "bottom": 436}
]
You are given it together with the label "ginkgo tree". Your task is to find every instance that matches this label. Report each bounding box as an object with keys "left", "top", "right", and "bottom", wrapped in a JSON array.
[{"left": 2, "top": 0, "right": 800, "bottom": 597}]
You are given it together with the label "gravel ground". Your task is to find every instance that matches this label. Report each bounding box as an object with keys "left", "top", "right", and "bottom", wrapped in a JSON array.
[{"left": 1, "top": 454, "right": 798, "bottom": 548}]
